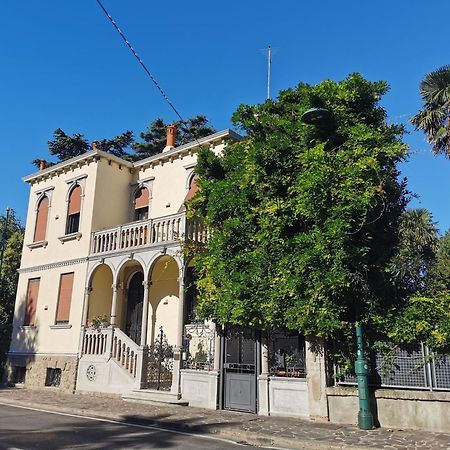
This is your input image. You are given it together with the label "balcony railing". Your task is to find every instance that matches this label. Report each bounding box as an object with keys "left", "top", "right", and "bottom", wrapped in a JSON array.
[{"left": 90, "top": 212, "right": 207, "bottom": 255}]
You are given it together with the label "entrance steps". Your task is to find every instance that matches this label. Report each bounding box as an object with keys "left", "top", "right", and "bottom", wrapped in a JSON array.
[{"left": 123, "top": 389, "right": 189, "bottom": 406}]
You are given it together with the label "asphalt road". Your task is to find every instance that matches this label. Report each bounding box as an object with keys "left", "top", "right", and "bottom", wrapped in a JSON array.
[{"left": 0, "top": 404, "right": 268, "bottom": 450}]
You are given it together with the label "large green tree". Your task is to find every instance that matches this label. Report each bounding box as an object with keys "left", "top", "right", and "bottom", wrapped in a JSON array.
[
  {"left": 0, "top": 211, "right": 24, "bottom": 374},
  {"left": 411, "top": 65, "right": 450, "bottom": 157},
  {"left": 189, "top": 74, "right": 409, "bottom": 338}
]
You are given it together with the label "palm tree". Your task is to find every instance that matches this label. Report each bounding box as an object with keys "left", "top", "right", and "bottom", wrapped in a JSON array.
[
  {"left": 389, "top": 208, "right": 439, "bottom": 296},
  {"left": 411, "top": 65, "right": 450, "bottom": 157}
]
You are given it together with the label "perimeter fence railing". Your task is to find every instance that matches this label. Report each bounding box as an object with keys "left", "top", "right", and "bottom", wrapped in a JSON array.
[{"left": 334, "top": 339, "right": 450, "bottom": 391}]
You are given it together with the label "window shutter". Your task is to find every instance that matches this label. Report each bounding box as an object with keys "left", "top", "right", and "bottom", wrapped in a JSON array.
[
  {"left": 34, "top": 196, "right": 49, "bottom": 242},
  {"left": 68, "top": 185, "right": 82, "bottom": 215},
  {"left": 24, "top": 278, "right": 40, "bottom": 326},
  {"left": 55, "top": 273, "right": 74, "bottom": 323},
  {"left": 135, "top": 187, "right": 149, "bottom": 209},
  {"left": 178, "top": 177, "right": 199, "bottom": 212}
]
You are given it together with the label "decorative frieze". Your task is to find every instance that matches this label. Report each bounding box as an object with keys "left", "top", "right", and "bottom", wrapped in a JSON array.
[{"left": 18, "top": 257, "right": 88, "bottom": 274}]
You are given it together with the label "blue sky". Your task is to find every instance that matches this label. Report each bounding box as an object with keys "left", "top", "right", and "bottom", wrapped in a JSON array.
[{"left": 1, "top": 1, "right": 449, "bottom": 232}]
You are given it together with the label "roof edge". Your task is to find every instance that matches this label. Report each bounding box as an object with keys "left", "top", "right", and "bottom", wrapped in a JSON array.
[
  {"left": 23, "top": 149, "right": 133, "bottom": 183},
  {"left": 133, "top": 129, "right": 243, "bottom": 168}
]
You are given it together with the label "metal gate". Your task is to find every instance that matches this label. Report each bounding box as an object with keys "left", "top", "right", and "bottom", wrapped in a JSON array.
[
  {"left": 147, "top": 326, "right": 174, "bottom": 391},
  {"left": 223, "top": 327, "right": 257, "bottom": 413}
]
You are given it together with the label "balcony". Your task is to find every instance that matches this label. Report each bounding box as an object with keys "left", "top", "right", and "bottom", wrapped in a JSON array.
[{"left": 90, "top": 212, "right": 206, "bottom": 255}]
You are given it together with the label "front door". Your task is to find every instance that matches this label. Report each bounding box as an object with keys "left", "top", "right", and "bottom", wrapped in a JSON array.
[
  {"left": 223, "top": 327, "right": 257, "bottom": 413},
  {"left": 125, "top": 272, "right": 144, "bottom": 344}
]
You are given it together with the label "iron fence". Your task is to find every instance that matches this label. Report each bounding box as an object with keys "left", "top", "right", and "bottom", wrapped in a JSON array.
[
  {"left": 334, "top": 341, "right": 450, "bottom": 391},
  {"left": 269, "top": 330, "right": 306, "bottom": 378},
  {"left": 182, "top": 322, "right": 215, "bottom": 371}
]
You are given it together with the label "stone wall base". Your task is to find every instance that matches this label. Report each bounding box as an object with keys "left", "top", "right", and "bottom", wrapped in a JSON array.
[
  {"left": 180, "top": 369, "right": 219, "bottom": 409},
  {"left": 327, "top": 386, "right": 450, "bottom": 433},
  {"left": 4, "top": 353, "right": 78, "bottom": 392}
]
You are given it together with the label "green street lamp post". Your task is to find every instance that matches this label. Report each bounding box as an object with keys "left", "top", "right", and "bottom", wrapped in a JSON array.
[
  {"left": 355, "top": 322, "right": 374, "bottom": 429},
  {"left": 300, "top": 109, "right": 374, "bottom": 430}
]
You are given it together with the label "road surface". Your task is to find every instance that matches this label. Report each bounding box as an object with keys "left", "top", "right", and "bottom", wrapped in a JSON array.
[{"left": 0, "top": 404, "right": 270, "bottom": 449}]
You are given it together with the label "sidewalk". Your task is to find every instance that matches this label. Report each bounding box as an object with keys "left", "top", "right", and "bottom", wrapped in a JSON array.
[{"left": 0, "top": 388, "right": 449, "bottom": 449}]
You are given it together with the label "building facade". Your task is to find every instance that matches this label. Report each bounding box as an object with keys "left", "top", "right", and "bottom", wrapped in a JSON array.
[{"left": 6, "top": 128, "right": 328, "bottom": 419}]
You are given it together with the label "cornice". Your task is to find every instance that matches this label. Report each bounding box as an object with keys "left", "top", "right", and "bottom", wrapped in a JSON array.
[
  {"left": 18, "top": 257, "right": 88, "bottom": 274},
  {"left": 22, "top": 130, "right": 242, "bottom": 185},
  {"left": 23, "top": 149, "right": 133, "bottom": 185}
]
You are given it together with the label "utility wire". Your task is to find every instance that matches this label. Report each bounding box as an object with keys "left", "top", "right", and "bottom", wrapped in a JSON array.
[{"left": 95, "top": 0, "right": 185, "bottom": 123}]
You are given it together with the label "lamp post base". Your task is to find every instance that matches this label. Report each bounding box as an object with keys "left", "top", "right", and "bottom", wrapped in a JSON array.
[{"left": 358, "top": 410, "right": 374, "bottom": 430}]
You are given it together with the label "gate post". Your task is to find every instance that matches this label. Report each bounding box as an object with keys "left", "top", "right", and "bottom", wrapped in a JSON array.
[
  {"left": 305, "top": 335, "right": 329, "bottom": 421},
  {"left": 258, "top": 333, "right": 270, "bottom": 416}
]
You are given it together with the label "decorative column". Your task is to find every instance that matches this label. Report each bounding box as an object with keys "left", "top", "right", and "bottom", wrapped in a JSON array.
[
  {"left": 176, "top": 275, "right": 185, "bottom": 346},
  {"left": 258, "top": 333, "right": 270, "bottom": 415},
  {"left": 171, "top": 264, "right": 185, "bottom": 397},
  {"left": 140, "top": 280, "right": 151, "bottom": 347},
  {"left": 110, "top": 283, "right": 120, "bottom": 326},
  {"left": 81, "top": 286, "right": 92, "bottom": 327},
  {"left": 77, "top": 286, "right": 92, "bottom": 358}
]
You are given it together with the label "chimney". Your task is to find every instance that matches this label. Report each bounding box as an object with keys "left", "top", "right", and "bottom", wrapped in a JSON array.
[
  {"left": 92, "top": 141, "right": 98, "bottom": 151},
  {"left": 39, "top": 160, "right": 46, "bottom": 171},
  {"left": 164, "top": 124, "right": 177, "bottom": 152}
]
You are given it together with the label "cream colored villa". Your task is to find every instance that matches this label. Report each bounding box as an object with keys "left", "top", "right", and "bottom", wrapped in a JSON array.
[{"left": 6, "top": 127, "right": 328, "bottom": 419}]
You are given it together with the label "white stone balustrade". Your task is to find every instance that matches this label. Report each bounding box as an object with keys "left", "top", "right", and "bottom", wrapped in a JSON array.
[
  {"left": 82, "top": 327, "right": 141, "bottom": 379},
  {"left": 90, "top": 213, "right": 207, "bottom": 255}
]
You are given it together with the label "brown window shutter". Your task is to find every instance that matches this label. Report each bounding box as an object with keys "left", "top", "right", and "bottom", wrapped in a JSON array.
[
  {"left": 55, "top": 273, "right": 74, "bottom": 323},
  {"left": 68, "top": 185, "right": 82, "bottom": 215},
  {"left": 34, "top": 196, "right": 49, "bottom": 242},
  {"left": 24, "top": 278, "right": 40, "bottom": 326},
  {"left": 178, "top": 177, "right": 199, "bottom": 212},
  {"left": 135, "top": 187, "right": 149, "bottom": 209}
]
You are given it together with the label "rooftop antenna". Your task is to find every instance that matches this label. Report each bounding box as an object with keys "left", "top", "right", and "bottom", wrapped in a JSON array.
[{"left": 267, "top": 45, "right": 272, "bottom": 100}]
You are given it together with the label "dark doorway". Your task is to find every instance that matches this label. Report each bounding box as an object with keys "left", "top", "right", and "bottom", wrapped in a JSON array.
[
  {"left": 223, "top": 327, "right": 258, "bottom": 413},
  {"left": 125, "top": 272, "right": 144, "bottom": 344}
]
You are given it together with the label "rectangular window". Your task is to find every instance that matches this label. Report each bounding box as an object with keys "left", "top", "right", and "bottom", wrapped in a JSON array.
[
  {"left": 55, "top": 272, "right": 74, "bottom": 324},
  {"left": 13, "top": 366, "right": 26, "bottom": 384},
  {"left": 24, "top": 278, "right": 40, "bottom": 326},
  {"left": 66, "top": 213, "right": 80, "bottom": 234},
  {"left": 45, "top": 368, "right": 61, "bottom": 387}
]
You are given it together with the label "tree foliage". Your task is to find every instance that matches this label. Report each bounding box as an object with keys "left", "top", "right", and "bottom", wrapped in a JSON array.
[
  {"left": 0, "top": 211, "right": 24, "bottom": 372},
  {"left": 132, "top": 115, "right": 215, "bottom": 160},
  {"left": 411, "top": 65, "right": 450, "bottom": 157},
  {"left": 189, "top": 74, "right": 409, "bottom": 338},
  {"left": 33, "top": 115, "right": 216, "bottom": 167},
  {"left": 428, "top": 230, "right": 450, "bottom": 294},
  {"left": 388, "top": 208, "right": 439, "bottom": 297}
]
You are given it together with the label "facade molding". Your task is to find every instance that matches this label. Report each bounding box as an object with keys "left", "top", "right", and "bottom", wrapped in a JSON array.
[
  {"left": 18, "top": 257, "right": 88, "bottom": 274},
  {"left": 7, "top": 351, "right": 78, "bottom": 357}
]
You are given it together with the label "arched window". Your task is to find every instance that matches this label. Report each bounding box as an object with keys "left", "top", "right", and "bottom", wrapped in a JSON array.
[
  {"left": 179, "top": 174, "right": 198, "bottom": 212},
  {"left": 66, "top": 185, "right": 82, "bottom": 234},
  {"left": 134, "top": 187, "right": 149, "bottom": 221},
  {"left": 34, "top": 195, "right": 49, "bottom": 242}
]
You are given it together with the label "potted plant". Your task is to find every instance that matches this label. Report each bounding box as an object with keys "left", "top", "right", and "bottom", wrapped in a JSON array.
[{"left": 89, "top": 314, "right": 110, "bottom": 331}]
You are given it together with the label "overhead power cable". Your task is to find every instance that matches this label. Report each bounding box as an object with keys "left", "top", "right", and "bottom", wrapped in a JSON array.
[{"left": 95, "top": 0, "right": 185, "bottom": 123}]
